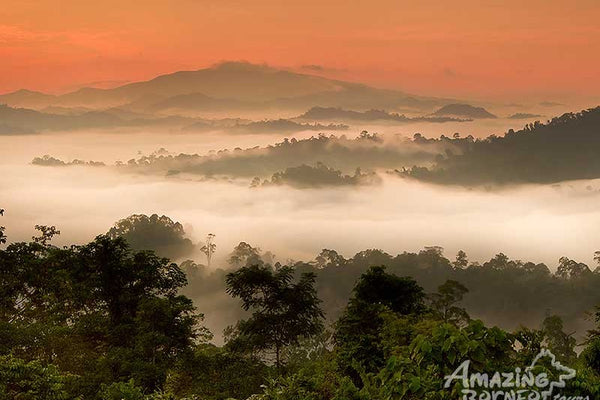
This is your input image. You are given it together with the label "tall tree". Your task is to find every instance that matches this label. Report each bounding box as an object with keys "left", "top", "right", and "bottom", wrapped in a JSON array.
[
  {"left": 200, "top": 233, "right": 216, "bottom": 267},
  {"left": 227, "top": 241, "right": 260, "bottom": 268},
  {"left": 428, "top": 279, "right": 470, "bottom": 326},
  {"left": 452, "top": 250, "right": 468, "bottom": 269},
  {"left": 334, "top": 266, "right": 425, "bottom": 377},
  {"left": 542, "top": 315, "right": 576, "bottom": 363},
  {"left": 225, "top": 264, "right": 324, "bottom": 368}
]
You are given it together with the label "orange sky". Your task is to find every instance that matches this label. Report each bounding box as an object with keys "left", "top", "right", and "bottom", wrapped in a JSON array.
[{"left": 1, "top": 0, "right": 599, "bottom": 100}]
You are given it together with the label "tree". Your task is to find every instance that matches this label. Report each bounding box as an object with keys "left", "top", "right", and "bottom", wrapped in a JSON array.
[
  {"left": 225, "top": 264, "right": 324, "bottom": 368},
  {"left": 334, "top": 266, "right": 425, "bottom": 377},
  {"left": 428, "top": 280, "right": 470, "bottom": 326},
  {"left": 0, "top": 234, "right": 205, "bottom": 395},
  {"left": 227, "top": 241, "right": 260, "bottom": 268},
  {"left": 594, "top": 251, "right": 600, "bottom": 273},
  {"left": 199, "top": 233, "right": 216, "bottom": 267},
  {"left": 0, "top": 355, "right": 73, "bottom": 399},
  {"left": 0, "top": 208, "right": 5, "bottom": 245},
  {"left": 107, "top": 214, "right": 195, "bottom": 260},
  {"left": 99, "top": 380, "right": 145, "bottom": 400},
  {"left": 167, "top": 343, "right": 268, "bottom": 399},
  {"left": 555, "top": 256, "right": 591, "bottom": 279},
  {"left": 314, "top": 249, "right": 346, "bottom": 269},
  {"left": 542, "top": 315, "right": 577, "bottom": 363},
  {"left": 452, "top": 250, "right": 468, "bottom": 269},
  {"left": 32, "top": 225, "right": 60, "bottom": 245}
]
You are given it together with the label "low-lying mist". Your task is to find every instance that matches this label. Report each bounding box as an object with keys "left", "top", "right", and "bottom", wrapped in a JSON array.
[{"left": 2, "top": 128, "right": 600, "bottom": 269}]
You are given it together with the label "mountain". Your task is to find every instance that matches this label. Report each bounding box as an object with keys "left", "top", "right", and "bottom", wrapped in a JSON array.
[
  {"left": 0, "top": 62, "right": 452, "bottom": 113},
  {"left": 0, "top": 104, "right": 124, "bottom": 132},
  {"left": 431, "top": 103, "right": 497, "bottom": 119},
  {"left": 0, "top": 89, "right": 57, "bottom": 108},
  {"left": 146, "top": 92, "right": 253, "bottom": 113}
]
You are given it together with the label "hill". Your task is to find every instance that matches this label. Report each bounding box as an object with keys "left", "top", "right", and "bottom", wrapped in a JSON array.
[
  {"left": 407, "top": 107, "right": 600, "bottom": 184},
  {"left": 0, "top": 89, "right": 57, "bottom": 108},
  {"left": 297, "top": 106, "right": 468, "bottom": 123},
  {"left": 0, "top": 104, "right": 195, "bottom": 133},
  {"left": 431, "top": 103, "right": 497, "bottom": 119},
  {"left": 508, "top": 112, "right": 544, "bottom": 119}
]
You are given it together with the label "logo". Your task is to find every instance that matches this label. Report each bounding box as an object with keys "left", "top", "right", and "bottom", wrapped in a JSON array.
[{"left": 443, "top": 349, "right": 585, "bottom": 400}]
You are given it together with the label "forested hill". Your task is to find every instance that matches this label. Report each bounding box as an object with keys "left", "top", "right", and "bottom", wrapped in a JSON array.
[{"left": 408, "top": 106, "right": 600, "bottom": 185}]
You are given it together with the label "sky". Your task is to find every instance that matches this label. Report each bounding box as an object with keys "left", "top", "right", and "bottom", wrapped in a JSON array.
[{"left": 1, "top": 0, "right": 599, "bottom": 100}]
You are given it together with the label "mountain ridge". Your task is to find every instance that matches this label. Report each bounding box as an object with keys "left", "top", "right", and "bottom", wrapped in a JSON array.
[{"left": 0, "top": 61, "right": 454, "bottom": 113}]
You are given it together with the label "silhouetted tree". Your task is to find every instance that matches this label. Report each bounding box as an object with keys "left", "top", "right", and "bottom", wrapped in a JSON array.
[
  {"left": 107, "top": 214, "right": 194, "bottom": 260},
  {"left": 228, "top": 241, "right": 261, "bottom": 268},
  {"left": 32, "top": 225, "right": 60, "bottom": 245},
  {"left": 452, "top": 250, "right": 468, "bottom": 269},
  {"left": 0, "top": 208, "right": 5, "bottom": 245},
  {"left": 334, "top": 266, "right": 425, "bottom": 378},
  {"left": 428, "top": 279, "right": 470, "bottom": 326},
  {"left": 225, "top": 264, "right": 324, "bottom": 368},
  {"left": 200, "top": 233, "right": 216, "bottom": 267}
]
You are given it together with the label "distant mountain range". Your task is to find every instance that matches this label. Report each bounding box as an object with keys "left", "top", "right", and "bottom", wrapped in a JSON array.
[
  {"left": 0, "top": 104, "right": 347, "bottom": 135},
  {"left": 0, "top": 104, "right": 196, "bottom": 133},
  {"left": 0, "top": 62, "right": 453, "bottom": 114},
  {"left": 296, "top": 106, "right": 469, "bottom": 123}
]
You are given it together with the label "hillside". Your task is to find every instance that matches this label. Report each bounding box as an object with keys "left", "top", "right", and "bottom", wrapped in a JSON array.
[
  {"left": 408, "top": 107, "right": 600, "bottom": 184},
  {"left": 0, "top": 104, "right": 195, "bottom": 133},
  {"left": 0, "top": 89, "right": 56, "bottom": 108}
]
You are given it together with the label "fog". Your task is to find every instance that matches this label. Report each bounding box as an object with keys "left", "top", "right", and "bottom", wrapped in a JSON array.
[{"left": 2, "top": 127, "right": 600, "bottom": 270}]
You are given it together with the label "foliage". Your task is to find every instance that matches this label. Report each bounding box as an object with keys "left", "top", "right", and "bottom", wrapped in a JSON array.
[
  {"left": 0, "top": 234, "right": 204, "bottom": 398},
  {"left": 226, "top": 264, "right": 324, "bottom": 368},
  {"left": 32, "top": 224, "right": 60, "bottom": 245},
  {"left": 260, "top": 163, "right": 380, "bottom": 188},
  {"left": 100, "top": 380, "right": 145, "bottom": 400},
  {"left": 0, "top": 355, "right": 74, "bottom": 400},
  {"left": 166, "top": 344, "right": 269, "bottom": 399},
  {"left": 3, "top": 216, "right": 600, "bottom": 398},
  {"left": 107, "top": 214, "right": 195, "bottom": 260},
  {"left": 428, "top": 280, "right": 470, "bottom": 326},
  {"left": 334, "top": 266, "right": 425, "bottom": 379},
  {"left": 408, "top": 106, "right": 600, "bottom": 184}
]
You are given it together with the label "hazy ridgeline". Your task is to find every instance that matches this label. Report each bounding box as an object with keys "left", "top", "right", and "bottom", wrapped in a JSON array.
[{"left": 3, "top": 211, "right": 600, "bottom": 347}]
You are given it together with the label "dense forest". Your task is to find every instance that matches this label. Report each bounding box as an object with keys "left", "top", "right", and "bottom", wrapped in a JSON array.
[
  {"left": 32, "top": 132, "right": 470, "bottom": 182},
  {"left": 407, "top": 107, "right": 600, "bottom": 185},
  {"left": 1, "top": 212, "right": 600, "bottom": 399}
]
